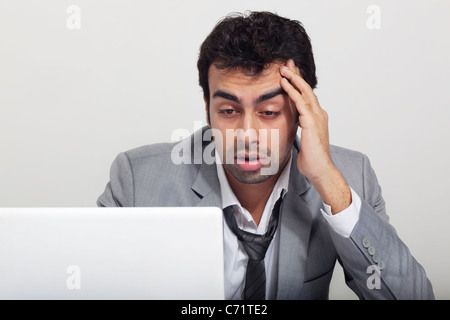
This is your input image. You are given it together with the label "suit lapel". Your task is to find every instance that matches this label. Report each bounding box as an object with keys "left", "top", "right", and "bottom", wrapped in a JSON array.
[
  {"left": 191, "top": 160, "right": 222, "bottom": 207},
  {"left": 190, "top": 128, "right": 222, "bottom": 207},
  {"left": 276, "top": 138, "right": 317, "bottom": 299}
]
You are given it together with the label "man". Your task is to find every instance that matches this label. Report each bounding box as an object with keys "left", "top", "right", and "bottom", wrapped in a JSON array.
[{"left": 97, "top": 11, "right": 434, "bottom": 299}]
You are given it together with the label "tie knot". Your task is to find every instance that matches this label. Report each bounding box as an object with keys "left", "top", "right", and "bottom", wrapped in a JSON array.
[
  {"left": 223, "top": 196, "right": 282, "bottom": 261},
  {"left": 240, "top": 233, "right": 272, "bottom": 260}
]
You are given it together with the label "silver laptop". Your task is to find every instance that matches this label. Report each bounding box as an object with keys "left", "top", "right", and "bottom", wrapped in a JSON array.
[{"left": 0, "top": 207, "right": 224, "bottom": 300}]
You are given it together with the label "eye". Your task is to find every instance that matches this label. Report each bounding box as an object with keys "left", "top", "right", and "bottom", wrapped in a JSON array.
[
  {"left": 259, "top": 111, "right": 280, "bottom": 118},
  {"left": 218, "top": 108, "right": 239, "bottom": 117}
]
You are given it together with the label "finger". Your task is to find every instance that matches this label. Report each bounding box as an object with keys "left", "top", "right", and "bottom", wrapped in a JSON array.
[
  {"left": 281, "top": 61, "right": 310, "bottom": 115},
  {"left": 282, "top": 61, "right": 302, "bottom": 120},
  {"left": 280, "top": 65, "right": 304, "bottom": 96},
  {"left": 286, "top": 59, "right": 300, "bottom": 75},
  {"left": 280, "top": 65, "right": 316, "bottom": 103},
  {"left": 280, "top": 77, "right": 309, "bottom": 117},
  {"left": 282, "top": 60, "right": 303, "bottom": 97}
]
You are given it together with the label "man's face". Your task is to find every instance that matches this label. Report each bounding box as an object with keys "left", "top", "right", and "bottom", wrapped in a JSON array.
[{"left": 206, "top": 61, "right": 298, "bottom": 184}]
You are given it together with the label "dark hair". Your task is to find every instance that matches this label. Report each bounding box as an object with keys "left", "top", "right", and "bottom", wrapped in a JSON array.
[{"left": 197, "top": 11, "right": 317, "bottom": 108}]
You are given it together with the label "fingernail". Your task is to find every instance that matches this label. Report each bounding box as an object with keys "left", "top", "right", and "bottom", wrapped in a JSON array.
[{"left": 287, "top": 59, "right": 295, "bottom": 67}]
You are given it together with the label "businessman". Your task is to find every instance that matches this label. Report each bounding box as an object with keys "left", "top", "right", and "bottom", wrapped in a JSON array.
[{"left": 97, "top": 11, "right": 434, "bottom": 299}]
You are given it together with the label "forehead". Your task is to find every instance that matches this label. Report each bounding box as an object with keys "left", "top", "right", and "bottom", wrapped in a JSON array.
[{"left": 208, "top": 62, "right": 284, "bottom": 93}]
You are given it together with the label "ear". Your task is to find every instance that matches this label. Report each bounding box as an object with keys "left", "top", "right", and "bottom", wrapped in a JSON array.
[{"left": 203, "top": 94, "right": 211, "bottom": 126}]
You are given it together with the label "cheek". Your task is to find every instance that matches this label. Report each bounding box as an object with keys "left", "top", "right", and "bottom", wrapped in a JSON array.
[
  {"left": 269, "top": 122, "right": 297, "bottom": 155},
  {"left": 274, "top": 111, "right": 298, "bottom": 139},
  {"left": 210, "top": 127, "right": 235, "bottom": 159},
  {"left": 281, "top": 107, "right": 299, "bottom": 137},
  {"left": 209, "top": 114, "right": 226, "bottom": 135}
]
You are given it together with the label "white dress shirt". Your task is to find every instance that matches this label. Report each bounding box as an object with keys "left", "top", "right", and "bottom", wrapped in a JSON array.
[{"left": 215, "top": 150, "right": 362, "bottom": 300}]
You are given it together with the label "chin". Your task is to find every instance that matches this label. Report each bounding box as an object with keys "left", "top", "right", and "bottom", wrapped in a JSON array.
[{"left": 225, "top": 164, "right": 275, "bottom": 184}]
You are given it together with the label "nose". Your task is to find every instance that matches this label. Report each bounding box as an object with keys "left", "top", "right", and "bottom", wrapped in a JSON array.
[{"left": 236, "top": 112, "right": 259, "bottom": 148}]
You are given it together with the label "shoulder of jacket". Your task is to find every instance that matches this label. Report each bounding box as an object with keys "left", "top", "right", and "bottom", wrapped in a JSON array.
[
  {"left": 330, "top": 144, "right": 365, "bottom": 161},
  {"left": 329, "top": 144, "right": 368, "bottom": 175},
  {"left": 123, "top": 142, "right": 176, "bottom": 161}
]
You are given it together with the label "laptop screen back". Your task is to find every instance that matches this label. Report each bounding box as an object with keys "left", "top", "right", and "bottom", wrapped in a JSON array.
[{"left": 0, "top": 207, "right": 224, "bottom": 299}]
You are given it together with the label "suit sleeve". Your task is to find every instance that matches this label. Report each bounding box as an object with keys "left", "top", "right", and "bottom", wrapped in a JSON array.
[
  {"left": 329, "top": 153, "right": 434, "bottom": 299},
  {"left": 97, "top": 152, "right": 135, "bottom": 207}
]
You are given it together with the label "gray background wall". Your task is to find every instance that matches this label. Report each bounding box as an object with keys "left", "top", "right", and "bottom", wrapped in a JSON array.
[{"left": 1, "top": 0, "right": 449, "bottom": 299}]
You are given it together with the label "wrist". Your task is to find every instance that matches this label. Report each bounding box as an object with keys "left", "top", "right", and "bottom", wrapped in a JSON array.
[
  {"left": 310, "top": 166, "right": 352, "bottom": 215},
  {"left": 308, "top": 164, "right": 339, "bottom": 188}
]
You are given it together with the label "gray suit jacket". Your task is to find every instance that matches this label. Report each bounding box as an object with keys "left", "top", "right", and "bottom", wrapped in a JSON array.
[{"left": 97, "top": 126, "right": 434, "bottom": 299}]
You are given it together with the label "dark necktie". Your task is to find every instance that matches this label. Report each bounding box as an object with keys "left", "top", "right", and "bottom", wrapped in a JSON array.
[{"left": 223, "top": 196, "right": 282, "bottom": 300}]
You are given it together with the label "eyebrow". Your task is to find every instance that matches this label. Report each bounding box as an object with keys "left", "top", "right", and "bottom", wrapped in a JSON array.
[
  {"left": 212, "top": 88, "right": 286, "bottom": 105},
  {"left": 254, "top": 88, "right": 286, "bottom": 105},
  {"left": 212, "top": 90, "right": 241, "bottom": 103}
]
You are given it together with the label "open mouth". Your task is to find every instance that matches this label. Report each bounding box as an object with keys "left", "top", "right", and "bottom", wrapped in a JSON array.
[{"left": 235, "top": 154, "right": 263, "bottom": 171}]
